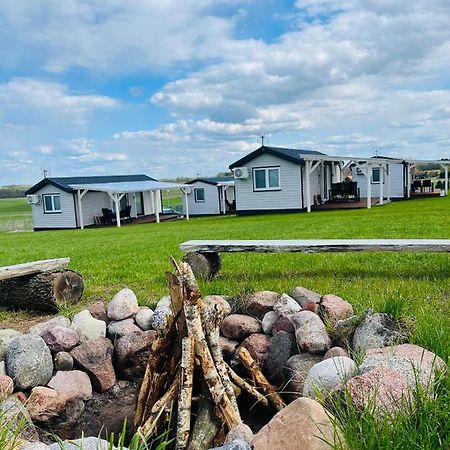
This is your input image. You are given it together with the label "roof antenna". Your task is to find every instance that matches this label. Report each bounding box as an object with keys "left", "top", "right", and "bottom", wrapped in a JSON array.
[{"left": 258, "top": 134, "right": 265, "bottom": 146}]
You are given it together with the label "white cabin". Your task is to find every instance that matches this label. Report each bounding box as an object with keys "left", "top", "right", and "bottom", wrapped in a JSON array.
[
  {"left": 183, "top": 177, "right": 235, "bottom": 216},
  {"left": 229, "top": 146, "right": 342, "bottom": 214}
]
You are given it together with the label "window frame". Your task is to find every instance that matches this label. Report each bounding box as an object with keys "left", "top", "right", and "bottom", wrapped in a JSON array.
[
  {"left": 42, "top": 193, "right": 62, "bottom": 214},
  {"left": 194, "top": 188, "right": 205, "bottom": 203},
  {"left": 371, "top": 167, "right": 381, "bottom": 184},
  {"left": 252, "top": 166, "right": 281, "bottom": 192}
]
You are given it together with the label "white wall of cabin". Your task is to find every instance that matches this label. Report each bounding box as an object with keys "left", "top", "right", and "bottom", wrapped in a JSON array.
[
  {"left": 183, "top": 182, "right": 221, "bottom": 215},
  {"left": 352, "top": 162, "right": 405, "bottom": 198},
  {"left": 31, "top": 185, "right": 77, "bottom": 229},
  {"left": 234, "top": 153, "right": 303, "bottom": 211}
]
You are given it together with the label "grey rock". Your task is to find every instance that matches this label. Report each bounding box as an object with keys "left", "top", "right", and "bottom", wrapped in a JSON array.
[
  {"left": 264, "top": 331, "right": 297, "bottom": 384},
  {"left": 20, "top": 443, "right": 51, "bottom": 450},
  {"left": 220, "top": 314, "right": 262, "bottom": 341},
  {"left": 289, "top": 286, "right": 321, "bottom": 312},
  {"left": 210, "top": 440, "right": 252, "bottom": 450},
  {"left": 284, "top": 353, "right": 323, "bottom": 400},
  {"left": 107, "top": 318, "right": 141, "bottom": 340},
  {"left": 29, "top": 316, "right": 71, "bottom": 335},
  {"left": 107, "top": 288, "right": 139, "bottom": 321},
  {"left": 71, "top": 310, "right": 106, "bottom": 343},
  {"left": 303, "top": 356, "right": 357, "bottom": 398},
  {"left": 273, "top": 293, "right": 302, "bottom": 316},
  {"left": 49, "top": 437, "right": 127, "bottom": 450},
  {"left": 54, "top": 351, "right": 74, "bottom": 371},
  {"left": 6, "top": 334, "right": 53, "bottom": 389},
  {"left": 261, "top": 311, "right": 280, "bottom": 334},
  {"left": 149, "top": 296, "right": 173, "bottom": 331},
  {"left": 352, "top": 311, "right": 407, "bottom": 351},
  {"left": 329, "top": 315, "right": 361, "bottom": 349},
  {"left": 291, "top": 310, "right": 331, "bottom": 354},
  {"left": 324, "top": 347, "right": 348, "bottom": 359},
  {"left": 0, "top": 329, "right": 22, "bottom": 360},
  {"left": 135, "top": 306, "right": 154, "bottom": 330},
  {"left": 0, "top": 360, "right": 6, "bottom": 376},
  {"left": 225, "top": 423, "right": 254, "bottom": 444}
]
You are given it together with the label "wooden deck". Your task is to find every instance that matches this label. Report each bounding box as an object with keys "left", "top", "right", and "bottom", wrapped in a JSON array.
[
  {"left": 312, "top": 198, "right": 382, "bottom": 211},
  {"left": 410, "top": 191, "right": 442, "bottom": 198},
  {"left": 89, "top": 213, "right": 182, "bottom": 228}
]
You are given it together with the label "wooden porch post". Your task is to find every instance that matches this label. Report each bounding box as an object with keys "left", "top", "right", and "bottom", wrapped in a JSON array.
[
  {"left": 77, "top": 189, "right": 88, "bottom": 229},
  {"left": 386, "top": 164, "right": 391, "bottom": 201},
  {"left": 379, "top": 164, "right": 384, "bottom": 206},
  {"left": 155, "top": 190, "right": 160, "bottom": 223},
  {"left": 442, "top": 164, "right": 449, "bottom": 196},
  {"left": 221, "top": 186, "right": 226, "bottom": 215},
  {"left": 319, "top": 161, "right": 324, "bottom": 200},
  {"left": 183, "top": 189, "right": 190, "bottom": 220},
  {"left": 114, "top": 194, "right": 121, "bottom": 228},
  {"left": 367, "top": 163, "right": 372, "bottom": 209},
  {"left": 406, "top": 163, "right": 411, "bottom": 198},
  {"left": 305, "top": 160, "right": 311, "bottom": 212}
]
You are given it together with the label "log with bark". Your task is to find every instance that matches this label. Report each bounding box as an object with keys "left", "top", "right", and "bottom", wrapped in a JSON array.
[{"left": 0, "top": 258, "right": 83, "bottom": 312}]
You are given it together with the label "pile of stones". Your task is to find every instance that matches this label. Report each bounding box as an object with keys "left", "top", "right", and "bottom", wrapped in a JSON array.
[
  {"left": 0, "top": 288, "right": 162, "bottom": 448},
  {"left": 0, "top": 286, "right": 446, "bottom": 450}
]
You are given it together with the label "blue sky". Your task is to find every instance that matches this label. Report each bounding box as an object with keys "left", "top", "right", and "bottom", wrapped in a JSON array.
[{"left": 1, "top": 0, "right": 450, "bottom": 185}]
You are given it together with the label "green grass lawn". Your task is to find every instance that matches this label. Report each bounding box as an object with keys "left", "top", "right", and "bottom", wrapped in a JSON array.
[
  {"left": 0, "top": 195, "right": 449, "bottom": 448},
  {"left": 0, "top": 198, "right": 32, "bottom": 232}
]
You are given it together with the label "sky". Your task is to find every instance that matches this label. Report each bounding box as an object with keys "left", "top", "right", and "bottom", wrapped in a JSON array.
[{"left": 1, "top": 0, "right": 450, "bottom": 185}]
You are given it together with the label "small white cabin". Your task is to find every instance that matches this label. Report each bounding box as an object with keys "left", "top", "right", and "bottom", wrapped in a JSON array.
[
  {"left": 25, "top": 175, "right": 187, "bottom": 230},
  {"left": 351, "top": 157, "right": 408, "bottom": 199},
  {"left": 183, "top": 177, "right": 235, "bottom": 216},
  {"left": 229, "top": 146, "right": 342, "bottom": 214}
]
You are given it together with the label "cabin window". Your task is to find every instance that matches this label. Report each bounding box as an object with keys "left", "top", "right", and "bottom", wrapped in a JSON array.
[
  {"left": 372, "top": 167, "right": 381, "bottom": 184},
  {"left": 43, "top": 194, "right": 62, "bottom": 213},
  {"left": 194, "top": 188, "right": 205, "bottom": 202},
  {"left": 253, "top": 167, "right": 280, "bottom": 191}
]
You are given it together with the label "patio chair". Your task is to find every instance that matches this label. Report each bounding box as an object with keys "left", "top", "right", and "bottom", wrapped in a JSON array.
[
  {"left": 422, "top": 179, "right": 433, "bottom": 192},
  {"left": 120, "top": 205, "right": 132, "bottom": 223},
  {"left": 412, "top": 180, "right": 422, "bottom": 193},
  {"left": 101, "top": 208, "right": 115, "bottom": 225}
]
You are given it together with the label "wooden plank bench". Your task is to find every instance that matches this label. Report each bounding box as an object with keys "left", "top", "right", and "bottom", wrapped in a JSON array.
[{"left": 179, "top": 239, "right": 450, "bottom": 278}]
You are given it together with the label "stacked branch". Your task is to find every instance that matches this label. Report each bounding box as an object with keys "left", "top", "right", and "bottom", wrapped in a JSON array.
[{"left": 134, "top": 258, "right": 285, "bottom": 449}]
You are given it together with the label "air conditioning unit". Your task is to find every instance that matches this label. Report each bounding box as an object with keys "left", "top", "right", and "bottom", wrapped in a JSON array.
[
  {"left": 233, "top": 167, "right": 249, "bottom": 179},
  {"left": 26, "top": 194, "right": 40, "bottom": 204}
]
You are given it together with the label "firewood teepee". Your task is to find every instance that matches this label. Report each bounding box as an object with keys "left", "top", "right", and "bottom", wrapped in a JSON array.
[{"left": 134, "top": 258, "right": 285, "bottom": 449}]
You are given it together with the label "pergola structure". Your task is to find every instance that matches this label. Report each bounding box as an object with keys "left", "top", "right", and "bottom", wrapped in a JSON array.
[
  {"left": 302, "top": 155, "right": 449, "bottom": 213},
  {"left": 216, "top": 179, "right": 235, "bottom": 215},
  {"left": 69, "top": 180, "right": 190, "bottom": 229}
]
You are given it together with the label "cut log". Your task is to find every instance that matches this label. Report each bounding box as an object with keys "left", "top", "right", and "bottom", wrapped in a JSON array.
[
  {"left": 182, "top": 252, "right": 221, "bottom": 279},
  {"left": 237, "top": 347, "right": 285, "bottom": 412},
  {"left": 176, "top": 336, "right": 195, "bottom": 450},
  {"left": 0, "top": 270, "right": 83, "bottom": 312},
  {"left": 0, "top": 258, "right": 70, "bottom": 281}
]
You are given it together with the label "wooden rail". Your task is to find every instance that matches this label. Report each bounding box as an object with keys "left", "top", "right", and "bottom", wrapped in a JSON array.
[
  {"left": 180, "top": 239, "right": 450, "bottom": 254},
  {"left": 0, "top": 258, "right": 70, "bottom": 281}
]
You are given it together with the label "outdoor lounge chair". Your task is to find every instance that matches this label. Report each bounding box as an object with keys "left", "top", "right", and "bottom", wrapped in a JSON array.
[
  {"left": 422, "top": 179, "right": 433, "bottom": 192},
  {"left": 120, "top": 205, "right": 132, "bottom": 223},
  {"left": 101, "top": 208, "right": 115, "bottom": 225}
]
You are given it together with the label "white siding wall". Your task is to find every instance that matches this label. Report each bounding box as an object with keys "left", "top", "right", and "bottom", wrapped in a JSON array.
[
  {"left": 143, "top": 191, "right": 154, "bottom": 215},
  {"left": 352, "top": 163, "right": 405, "bottom": 198},
  {"left": 234, "top": 154, "right": 302, "bottom": 212},
  {"left": 75, "top": 191, "right": 111, "bottom": 227},
  {"left": 300, "top": 165, "right": 322, "bottom": 208},
  {"left": 184, "top": 182, "right": 221, "bottom": 215},
  {"left": 31, "top": 185, "right": 76, "bottom": 229}
]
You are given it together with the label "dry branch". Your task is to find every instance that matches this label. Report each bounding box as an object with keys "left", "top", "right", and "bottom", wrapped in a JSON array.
[
  {"left": 176, "top": 336, "right": 195, "bottom": 450},
  {"left": 179, "top": 261, "right": 241, "bottom": 429},
  {"left": 237, "top": 347, "right": 285, "bottom": 411},
  {"left": 226, "top": 364, "right": 269, "bottom": 407}
]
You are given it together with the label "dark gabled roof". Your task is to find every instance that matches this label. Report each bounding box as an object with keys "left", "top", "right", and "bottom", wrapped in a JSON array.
[
  {"left": 229, "top": 146, "right": 326, "bottom": 169},
  {"left": 26, "top": 174, "right": 155, "bottom": 195},
  {"left": 185, "top": 176, "right": 234, "bottom": 186}
]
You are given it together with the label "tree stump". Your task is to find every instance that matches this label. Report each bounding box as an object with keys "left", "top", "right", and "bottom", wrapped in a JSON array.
[
  {"left": 0, "top": 270, "right": 84, "bottom": 312},
  {"left": 182, "top": 252, "right": 221, "bottom": 279}
]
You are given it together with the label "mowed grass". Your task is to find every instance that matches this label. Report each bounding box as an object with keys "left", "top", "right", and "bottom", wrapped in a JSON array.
[
  {"left": 0, "top": 198, "right": 32, "bottom": 232},
  {"left": 0, "top": 196, "right": 449, "bottom": 448}
]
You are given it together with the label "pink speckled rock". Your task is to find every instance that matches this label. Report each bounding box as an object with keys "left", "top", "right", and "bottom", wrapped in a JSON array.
[
  {"left": 220, "top": 314, "right": 262, "bottom": 341},
  {"left": 319, "top": 294, "right": 353, "bottom": 325},
  {"left": 239, "top": 333, "right": 271, "bottom": 366},
  {"left": 0, "top": 375, "right": 14, "bottom": 399},
  {"left": 345, "top": 367, "right": 408, "bottom": 414}
]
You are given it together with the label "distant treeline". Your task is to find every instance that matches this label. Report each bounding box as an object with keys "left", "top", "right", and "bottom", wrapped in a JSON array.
[{"left": 0, "top": 185, "right": 30, "bottom": 198}]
